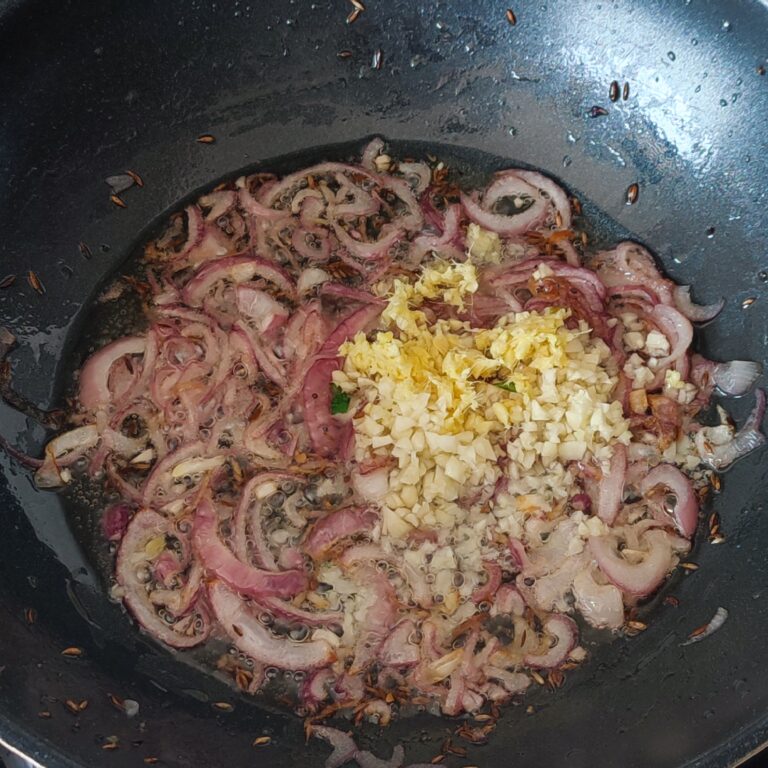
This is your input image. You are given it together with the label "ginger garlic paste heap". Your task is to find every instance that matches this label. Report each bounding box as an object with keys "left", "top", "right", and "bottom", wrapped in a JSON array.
[{"left": 35, "top": 139, "right": 764, "bottom": 722}]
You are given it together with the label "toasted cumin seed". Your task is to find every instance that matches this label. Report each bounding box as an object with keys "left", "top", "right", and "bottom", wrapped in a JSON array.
[
  {"left": 27, "top": 270, "right": 45, "bottom": 294},
  {"left": 126, "top": 169, "right": 144, "bottom": 187}
]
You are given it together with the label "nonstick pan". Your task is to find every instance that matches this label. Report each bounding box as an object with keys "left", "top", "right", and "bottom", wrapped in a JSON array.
[{"left": 1, "top": 1, "right": 768, "bottom": 766}]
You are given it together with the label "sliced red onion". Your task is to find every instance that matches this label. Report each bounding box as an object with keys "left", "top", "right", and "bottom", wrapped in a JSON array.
[
  {"left": 698, "top": 389, "right": 766, "bottom": 469},
  {"left": 412, "top": 204, "right": 461, "bottom": 255},
  {"left": 301, "top": 668, "right": 335, "bottom": 709},
  {"left": 711, "top": 360, "right": 763, "bottom": 397},
  {"left": 332, "top": 176, "right": 379, "bottom": 218},
  {"left": 639, "top": 463, "right": 699, "bottom": 538},
  {"left": 295, "top": 190, "right": 326, "bottom": 221},
  {"left": 291, "top": 225, "right": 331, "bottom": 263},
  {"left": 338, "top": 543, "right": 388, "bottom": 568},
  {"left": 231, "top": 320, "right": 286, "bottom": 386},
  {"left": 650, "top": 304, "right": 693, "bottom": 368},
  {"left": 303, "top": 357, "right": 348, "bottom": 457},
  {"left": 116, "top": 509, "right": 210, "bottom": 648},
  {"left": 492, "top": 584, "right": 526, "bottom": 616},
  {"left": 297, "top": 267, "right": 330, "bottom": 296},
  {"left": 193, "top": 498, "right": 307, "bottom": 599},
  {"left": 233, "top": 474, "right": 284, "bottom": 569},
  {"left": 523, "top": 615, "right": 578, "bottom": 669},
  {"left": 570, "top": 492, "right": 592, "bottom": 513},
  {"left": 470, "top": 561, "right": 503, "bottom": 605},
  {"left": 235, "top": 285, "right": 289, "bottom": 335},
  {"left": 332, "top": 221, "right": 402, "bottom": 261},
  {"left": 591, "top": 242, "right": 673, "bottom": 305},
  {"left": 238, "top": 186, "right": 290, "bottom": 222},
  {"left": 572, "top": 569, "right": 624, "bottom": 630},
  {"left": 589, "top": 529, "right": 674, "bottom": 597},
  {"left": 379, "top": 620, "right": 420, "bottom": 668},
  {"left": 141, "top": 441, "right": 208, "bottom": 507},
  {"left": 318, "top": 303, "right": 383, "bottom": 358},
  {"left": 398, "top": 162, "right": 431, "bottom": 195},
  {"left": 182, "top": 253, "right": 296, "bottom": 306},
  {"left": 513, "top": 169, "right": 572, "bottom": 229},
  {"left": 320, "top": 282, "right": 386, "bottom": 306},
  {"left": 596, "top": 444, "right": 627, "bottom": 525},
  {"left": 605, "top": 283, "right": 660, "bottom": 306},
  {"left": 79, "top": 336, "right": 146, "bottom": 411},
  {"left": 303, "top": 506, "right": 378, "bottom": 561},
  {"left": 257, "top": 596, "right": 343, "bottom": 628},
  {"left": 377, "top": 173, "right": 423, "bottom": 232},
  {"left": 461, "top": 181, "right": 545, "bottom": 236},
  {"left": 34, "top": 425, "right": 102, "bottom": 488},
  {"left": 507, "top": 538, "right": 531, "bottom": 572},
  {"left": 261, "top": 162, "right": 376, "bottom": 208},
  {"left": 0, "top": 434, "right": 43, "bottom": 470},
  {"left": 176, "top": 205, "right": 205, "bottom": 261},
  {"left": 349, "top": 568, "right": 399, "bottom": 673},
  {"left": 208, "top": 581, "right": 334, "bottom": 670},
  {"left": 103, "top": 503, "right": 133, "bottom": 542},
  {"left": 361, "top": 137, "right": 386, "bottom": 171},
  {"left": 201, "top": 190, "right": 237, "bottom": 222},
  {"left": 351, "top": 466, "right": 389, "bottom": 502},
  {"left": 673, "top": 285, "right": 725, "bottom": 324}
]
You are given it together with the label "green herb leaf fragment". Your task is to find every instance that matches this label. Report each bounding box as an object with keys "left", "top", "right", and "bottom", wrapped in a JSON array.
[{"left": 331, "top": 384, "right": 351, "bottom": 414}]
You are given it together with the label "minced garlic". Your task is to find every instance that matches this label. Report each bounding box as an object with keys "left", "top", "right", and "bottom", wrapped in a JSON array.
[{"left": 334, "top": 257, "right": 632, "bottom": 537}]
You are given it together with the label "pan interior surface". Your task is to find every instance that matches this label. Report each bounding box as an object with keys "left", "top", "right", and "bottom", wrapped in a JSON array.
[{"left": 0, "top": 1, "right": 767, "bottom": 767}]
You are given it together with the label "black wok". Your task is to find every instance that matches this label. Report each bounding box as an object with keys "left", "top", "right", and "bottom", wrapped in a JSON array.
[{"left": 1, "top": 1, "right": 768, "bottom": 766}]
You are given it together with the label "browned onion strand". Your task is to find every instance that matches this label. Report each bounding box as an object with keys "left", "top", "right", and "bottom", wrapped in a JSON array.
[{"left": 15, "top": 139, "right": 763, "bottom": 726}]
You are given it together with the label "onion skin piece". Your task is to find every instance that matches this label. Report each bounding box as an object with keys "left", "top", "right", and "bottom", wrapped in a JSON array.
[
  {"left": 208, "top": 581, "right": 335, "bottom": 670},
  {"left": 193, "top": 498, "right": 307, "bottom": 598},
  {"left": 639, "top": 463, "right": 699, "bottom": 538}
]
